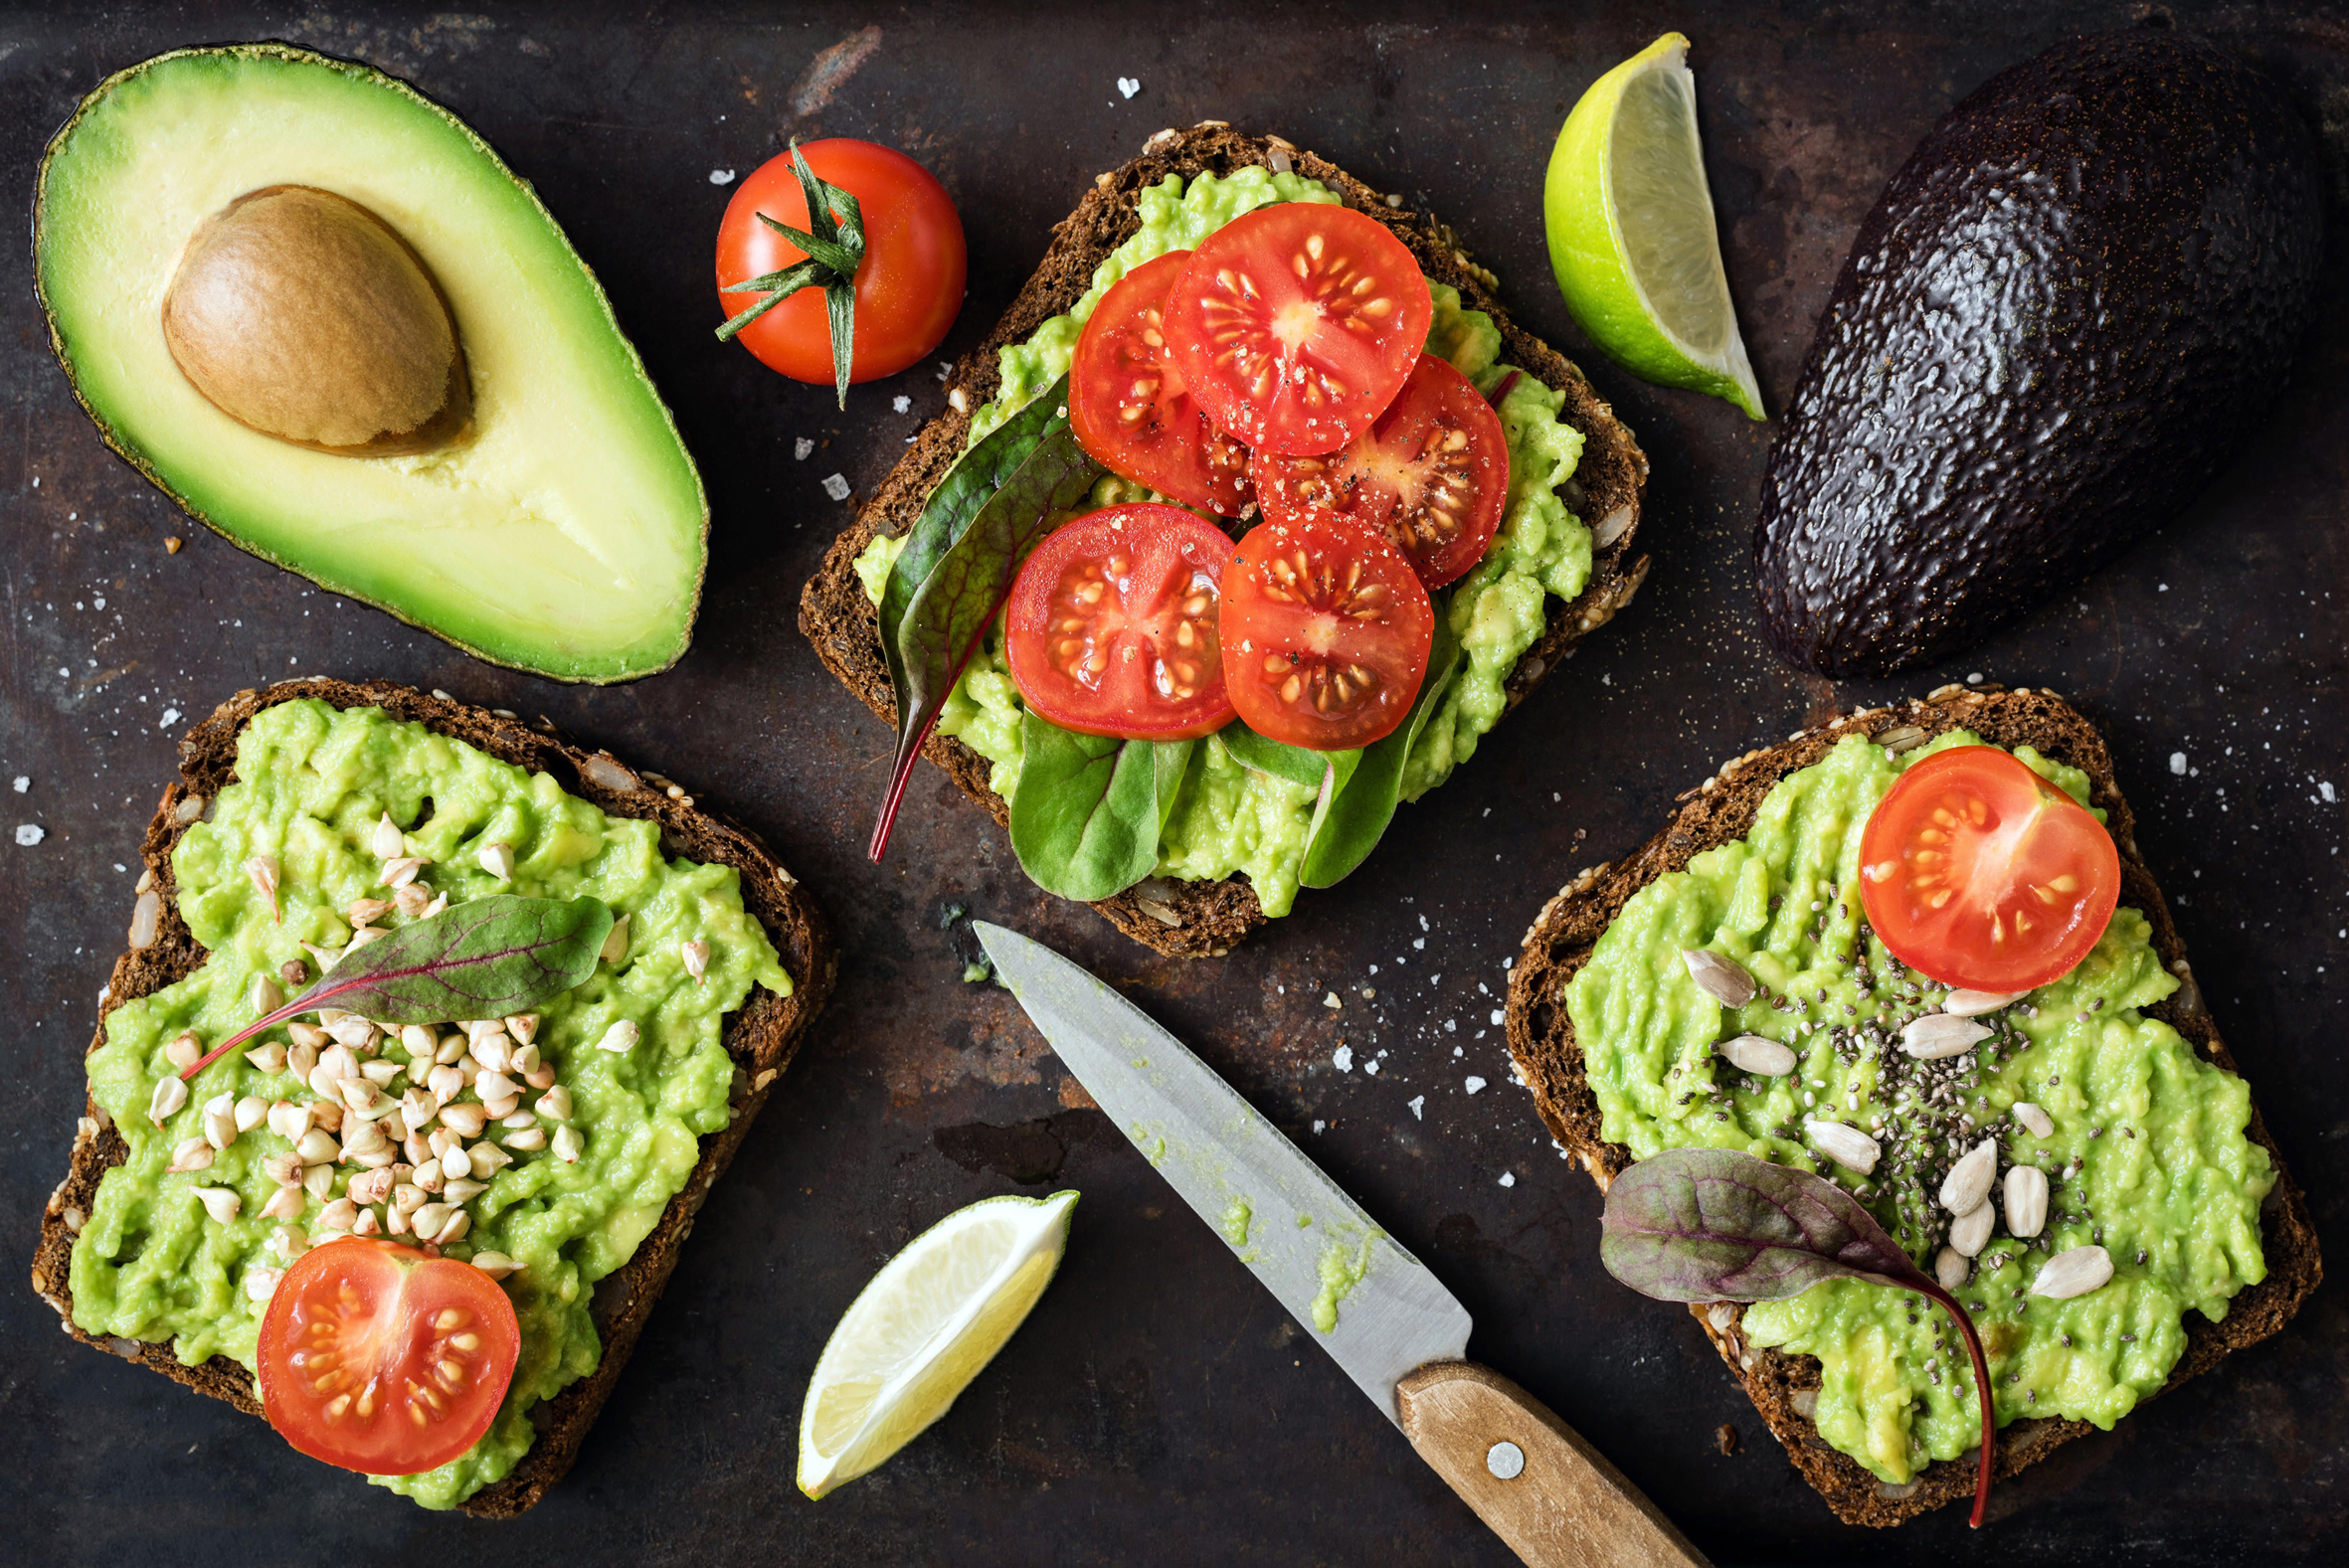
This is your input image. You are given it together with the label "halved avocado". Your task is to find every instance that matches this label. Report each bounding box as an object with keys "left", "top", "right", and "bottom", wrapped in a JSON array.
[{"left": 36, "top": 44, "right": 706, "bottom": 683}]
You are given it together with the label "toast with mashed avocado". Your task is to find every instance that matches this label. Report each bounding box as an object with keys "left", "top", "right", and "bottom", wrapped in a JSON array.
[
  {"left": 30, "top": 679, "right": 835, "bottom": 1515},
  {"left": 1505, "top": 683, "right": 2320, "bottom": 1525},
  {"left": 799, "top": 122, "right": 1650, "bottom": 957}
]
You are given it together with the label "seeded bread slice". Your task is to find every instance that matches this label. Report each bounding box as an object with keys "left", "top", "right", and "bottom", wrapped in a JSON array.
[
  {"left": 1503, "top": 683, "right": 2321, "bottom": 1526},
  {"left": 28, "top": 677, "right": 837, "bottom": 1518},
  {"left": 798, "top": 122, "right": 1652, "bottom": 958}
]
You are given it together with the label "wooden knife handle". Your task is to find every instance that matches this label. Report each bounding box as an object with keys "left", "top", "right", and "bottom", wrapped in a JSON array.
[{"left": 1396, "top": 1361, "right": 1710, "bottom": 1568}]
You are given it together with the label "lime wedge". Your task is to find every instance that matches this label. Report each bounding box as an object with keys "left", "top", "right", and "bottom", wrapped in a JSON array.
[
  {"left": 1544, "top": 33, "right": 1763, "bottom": 420},
  {"left": 797, "top": 1189, "right": 1077, "bottom": 1497}
]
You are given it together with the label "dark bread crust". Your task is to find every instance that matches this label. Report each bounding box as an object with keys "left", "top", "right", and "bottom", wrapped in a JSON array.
[
  {"left": 29, "top": 678, "right": 837, "bottom": 1518},
  {"left": 1503, "top": 684, "right": 2321, "bottom": 1526},
  {"left": 798, "top": 122, "right": 1651, "bottom": 957}
]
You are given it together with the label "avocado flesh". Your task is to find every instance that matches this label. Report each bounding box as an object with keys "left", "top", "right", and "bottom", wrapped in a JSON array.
[
  {"left": 1752, "top": 30, "right": 2322, "bottom": 677},
  {"left": 36, "top": 45, "right": 707, "bottom": 683}
]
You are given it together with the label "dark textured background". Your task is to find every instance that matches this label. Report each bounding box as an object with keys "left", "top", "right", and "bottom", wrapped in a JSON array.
[{"left": 3, "top": 4, "right": 2344, "bottom": 1563}]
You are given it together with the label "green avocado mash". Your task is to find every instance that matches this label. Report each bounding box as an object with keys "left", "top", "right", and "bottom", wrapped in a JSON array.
[
  {"left": 1565, "top": 730, "right": 2273, "bottom": 1484},
  {"left": 855, "top": 168, "right": 1594, "bottom": 915},
  {"left": 70, "top": 699, "right": 791, "bottom": 1508}
]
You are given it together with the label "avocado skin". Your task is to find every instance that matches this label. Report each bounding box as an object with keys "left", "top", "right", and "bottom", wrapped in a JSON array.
[{"left": 1753, "top": 30, "right": 2322, "bottom": 677}]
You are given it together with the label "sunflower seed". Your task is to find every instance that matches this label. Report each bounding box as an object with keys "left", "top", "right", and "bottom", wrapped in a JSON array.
[
  {"left": 244, "top": 854, "right": 279, "bottom": 917},
  {"left": 1900, "top": 1014, "right": 1992, "bottom": 1060},
  {"left": 1681, "top": 949, "right": 1757, "bottom": 1007},
  {"left": 1717, "top": 1034, "right": 1797, "bottom": 1076},
  {"left": 2033, "top": 1245, "right": 2113, "bottom": 1299},
  {"left": 1940, "top": 1139, "right": 1998, "bottom": 1214},
  {"left": 476, "top": 842, "right": 515, "bottom": 880},
  {"left": 347, "top": 897, "right": 395, "bottom": 926},
  {"left": 681, "top": 939, "right": 710, "bottom": 982},
  {"left": 2005, "top": 1165, "right": 2050, "bottom": 1239},
  {"left": 469, "top": 1251, "right": 523, "bottom": 1281},
  {"left": 2012, "top": 1101, "right": 2055, "bottom": 1138},
  {"left": 1805, "top": 1120, "right": 1880, "bottom": 1174},
  {"left": 595, "top": 1020, "right": 638, "bottom": 1055},
  {"left": 382, "top": 855, "right": 428, "bottom": 888},
  {"left": 1934, "top": 1246, "right": 1969, "bottom": 1290},
  {"left": 1944, "top": 987, "right": 2026, "bottom": 1017},
  {"left": 600, "top": 913, "right": 631, "bottom": 964},
  {"left": 1947, "top": 1200, "right": 1996, "bottom": 1257}
]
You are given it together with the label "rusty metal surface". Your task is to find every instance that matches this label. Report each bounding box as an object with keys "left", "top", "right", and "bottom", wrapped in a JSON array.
[{"left": 2, "top": 4, "right": 2344, "bottom": 1563}]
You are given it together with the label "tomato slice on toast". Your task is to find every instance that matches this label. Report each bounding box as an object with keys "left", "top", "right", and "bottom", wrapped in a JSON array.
[
  {"left": 1858, "top": 745, "right": 2120, "bottom": 991},
  {"left": 256, "top": 1238, "right": 520, "bottom": 1476},
  {"left": 1004, "top": 503, "right": 1238, "bottom": 741},
  {"left": 1068, "top": 250, "right": 1253, "bottom": 515},
  {"left": 1251, "top": 353, "right": 1508, "bottom": 587},
  {"left": 1219, "top": 510, "right": 1434, "bottom": 750},
  {"left": 1163, "top": 203, "right": 1434, "bottom": 455}
]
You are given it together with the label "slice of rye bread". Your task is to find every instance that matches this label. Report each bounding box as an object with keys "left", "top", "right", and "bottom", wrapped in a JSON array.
[
  {"left": 799, "top": 122, "right": 1652, "bottom": 958},
  {"left": 29, "top": 677, "right": 837, "bottom": 1518},
  {"left": 1504, "top": 684, "right": 2321, "bottom": 1526}
]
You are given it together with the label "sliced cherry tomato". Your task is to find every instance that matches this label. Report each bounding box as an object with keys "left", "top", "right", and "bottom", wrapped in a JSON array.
[
  {"left": 1859, "top": 746, "right": 2120, "bottom": 991},
  {"left": 1250, "top": 354, "right": 1508, "bottom": 588},
  {"left": 716, "top": 139, "right": 967, "bottom": 385},
  {"left": 1068, "top": 251, "right": 1253, "bottom": 516},
  {"left": 1163, "top": 203, "right": 1434, "bottom": 455},
  {"left": 1220, "top": 511, "right": 1434, "bottom": 750},
  {"left": 1004, "top": 503, "right": 1238, "bottom": 741},
  {"left": 257, "top": 1238, "right": 520, "bottom": 1476}
]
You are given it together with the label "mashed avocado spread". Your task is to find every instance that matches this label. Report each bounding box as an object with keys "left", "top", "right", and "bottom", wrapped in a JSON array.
[
  {"left": 855, "top": 168, "right": 1593, "bottom": 916},
  {"left": 1566, "top": 731, "right": 2273, "bottom": 1484},
  {"left": 70, "top": 699, "right": 791, "bottom": 1508}
]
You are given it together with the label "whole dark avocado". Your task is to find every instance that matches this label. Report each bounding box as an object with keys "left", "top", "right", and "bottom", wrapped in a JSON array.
[{"left": 1753, "top": 28, "right": 2322, "bottom": 677}]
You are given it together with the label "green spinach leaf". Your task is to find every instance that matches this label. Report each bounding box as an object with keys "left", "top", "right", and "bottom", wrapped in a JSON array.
[
  {"left": 1218, "top": 720, "right": 1361, "bottom": 869},
  {"left": 1009, "top": 717, "right": 1195, "bottom": 901},
  {"left": 1299, "top": 598, "right": 1463, "bottom": 889}
]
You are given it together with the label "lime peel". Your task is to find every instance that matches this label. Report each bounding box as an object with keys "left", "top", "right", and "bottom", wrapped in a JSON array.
[
  {"left": 1545, "top": 33, "right": 1763, "bottom": 420},
  {"left": 797, "top": 1189, "right": 1078, "bottom": 1498}
]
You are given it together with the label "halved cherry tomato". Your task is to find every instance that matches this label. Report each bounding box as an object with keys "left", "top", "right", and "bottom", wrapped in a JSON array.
[
  {"left": 716, "top": 139, "right": 967, "bottom": 385},
  {"left": 1068, "top": 251, "right": 1253, "bottom": 516},
  {"left": 1163, "top": 203, "right": 1434, "bottom": 455},
  {"left": 1004, "top": 503, "right": 1238, "bottom": 741},
  {"left": 1859, "top": 746, "right": 2120, "bottom": 991},
  {"left": 1250, "top": 354, "right": 1508, "bottom": 588},
  {"left": 1220, "top": 511, "right": 1434, "bottom": 750},
  {"left": 257, "top": 1238, "right": 520, "bottom": 1476}
]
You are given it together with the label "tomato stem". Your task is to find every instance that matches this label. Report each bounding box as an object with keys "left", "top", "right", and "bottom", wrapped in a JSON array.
[{"left": 712, "top": 139, "right": 865, "bottom": 409}]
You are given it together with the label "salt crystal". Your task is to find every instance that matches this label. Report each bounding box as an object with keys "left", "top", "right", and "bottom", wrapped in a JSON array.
[
  {"left": 1117, "top": 77, "right": 1140, "bottom": 98},
  {"left": 15, "top": 824, "right": 45, "bottom": 846},
  {"left": 1333, "top": 1045, "right": 1354, "bottom": 1072},
  {"left": 820, "top": 472, "right": 851, "bottom": 501},
  {"left": 795, "top": 437, "right": 814, "bottom": 461},
  {"left": 1465, "top": 1076, "right": 1487, "bottom": 1095},
  {"left": 1407, "top": 1096, "right": 1424, "bottom": 1121},
  {"left": 709, "top": 168, "right": 736, "bottom": 185}
]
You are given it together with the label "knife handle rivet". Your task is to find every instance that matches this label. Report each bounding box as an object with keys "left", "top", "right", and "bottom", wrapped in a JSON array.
[{"left": 1485, "top": 1440, "right": 1526, "bottom": 1481}]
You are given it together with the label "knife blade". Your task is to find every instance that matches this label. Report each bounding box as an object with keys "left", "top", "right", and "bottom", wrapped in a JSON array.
[{"left": 975, "top": 923, "right": 1710, "bottom": 1568}]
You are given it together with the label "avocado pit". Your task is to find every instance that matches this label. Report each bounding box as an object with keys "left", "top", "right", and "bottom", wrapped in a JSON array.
[{"left": 162, "top": 184, "right": 470, "bottom": 455}]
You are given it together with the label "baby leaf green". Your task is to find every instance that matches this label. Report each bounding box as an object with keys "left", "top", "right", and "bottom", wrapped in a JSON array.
[
  {"left": 1010, "top": 719, "right": 1195, "bottom": 901},
  {"left": 1300, "top": 598, "right": 1463, "bottom": 889},
  {"left": 1600, "top": 1146, "right": 1995, "bottom": 1526},
  {"left": 183, "top": 896, "right": 614, "bottom": 1079}
]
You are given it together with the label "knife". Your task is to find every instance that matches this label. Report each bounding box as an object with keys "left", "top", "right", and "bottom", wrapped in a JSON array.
[{"left": 974, "top": 923, "right": 1708, "bottom": 1568}]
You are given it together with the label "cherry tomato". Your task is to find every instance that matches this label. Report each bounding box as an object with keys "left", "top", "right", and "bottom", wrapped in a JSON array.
[
  {"left": 1219, "top": 511, "right": 1434, "bottom": 750},
  {"left": 1004, "top": 503, "right": 1238, "bottom": 741},
  {"left": 1250, "top": 354, "right": 1508, "bottom": 588},
  {"left": 1859, "top": 746, "right": 2120, "bottom": 991},
  {"left": 256, "top": 1238, "right": 520, "bottom": 1476},
  {"left": 1068, "top": 251, "right": 1253, "bottom": 516},
  {"left": 1163, "top": 203, "right": 1434, "bottom": 455},
  {"left": 716, "top": 139, "right": 967, "bottom": 385}
]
